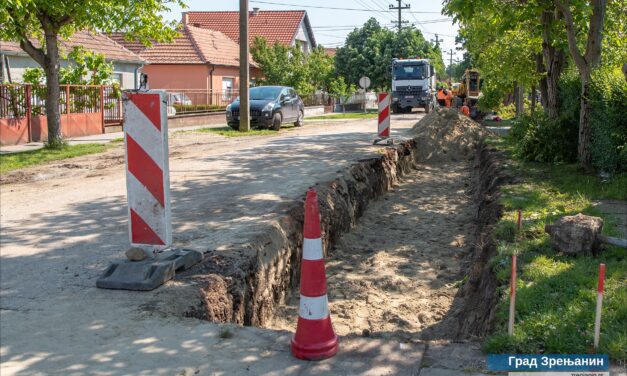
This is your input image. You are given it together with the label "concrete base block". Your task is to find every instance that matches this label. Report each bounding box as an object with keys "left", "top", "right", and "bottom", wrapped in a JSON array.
[{"left": 97, "top": 248, "right": 203, "bottom": 291}]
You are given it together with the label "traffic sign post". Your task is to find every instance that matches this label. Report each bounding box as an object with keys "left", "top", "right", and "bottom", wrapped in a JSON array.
[{"left": 359, "top": 76, "right": 371, "bottom": 113}]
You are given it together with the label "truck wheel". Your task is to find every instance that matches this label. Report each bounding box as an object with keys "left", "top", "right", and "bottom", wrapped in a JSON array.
[
  {"left": 391, "top": 104, "right": 400, "bottom": 114},
  {"left": 424, "top": 104, "right": 431, "bottom": 114}
]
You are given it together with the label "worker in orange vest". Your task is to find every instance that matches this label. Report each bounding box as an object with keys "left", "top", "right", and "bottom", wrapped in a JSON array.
[
  {"left": 445, "top": 89, "right": 454, "bottom": 108},
  {"left": 437, "top": 87, "right": 447, "bottom": 107},
  {"left": 461, "top": 100, "right": 470, "bottom": 117}
]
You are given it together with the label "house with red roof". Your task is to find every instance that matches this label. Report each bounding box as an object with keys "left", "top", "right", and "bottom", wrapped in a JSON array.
[
  {"left": 0, "top": 30, "right": 144, "bottom": 89},
  {"left": 182, "top": 8, "right": 317, "bottom": 53},
  {"left": 109, "top": 25, "right": 261, "bottom": 106}
]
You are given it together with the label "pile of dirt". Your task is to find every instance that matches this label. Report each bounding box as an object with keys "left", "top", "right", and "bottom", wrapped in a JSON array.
[{"left": 410, "top": 107, "right": 488, "bottom": 163}]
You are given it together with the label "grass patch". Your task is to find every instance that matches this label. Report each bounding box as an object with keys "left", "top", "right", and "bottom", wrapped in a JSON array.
[
  {"left": 195, "top": 126, "right": 280, "bottom": 137},
  {"left": 110, "top": 137, "right": 125, "bottom": 143},
  {"left": 307, "top": 112, "right": 378, "bottom": 120},
  {"left": 485, "top": 119, "right": 514, "bottom": 128},
  {"left": 0, "top": 144, "right": 109, "bottom": 173},
  {"left": 484, "top": 136, "right": 627, "bottom": 360}
]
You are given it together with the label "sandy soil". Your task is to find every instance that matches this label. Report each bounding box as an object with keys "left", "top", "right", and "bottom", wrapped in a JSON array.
[{"left": 269, "top": 161, "right": 476, "bottom": 341}]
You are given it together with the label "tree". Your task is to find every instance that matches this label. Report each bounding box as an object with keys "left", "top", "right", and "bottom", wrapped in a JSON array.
[
  {"left": 328, "top": 77, "right": 356, "bottom": 113},
  {"left": 0, "top": 0, "right": 182, "bottom": 148},
  {"left": 307, "top": 46, "right": 335, "bottom": 93},
  {"left": 250, "top": 37, "right": 334, "bottom": 96},
  {"left": 335, "top": 18, "right": 442, "bottom": 91},
  {"left": 22, "top": 46, "right": 115, "bottom": 85},
  {"left": 443, "top": 0, "right": 567, "bottom": 118},
  {"left": 555, "top": 0, "right": 607, "bottom": 170}
]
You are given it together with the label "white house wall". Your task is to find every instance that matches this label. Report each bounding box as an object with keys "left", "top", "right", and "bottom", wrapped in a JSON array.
[
  {"left": 1, "top": 54, "right": 141, "bottom": 89},
  {"left": 294, "top": 19, "right": 314, "bottom": 53}
]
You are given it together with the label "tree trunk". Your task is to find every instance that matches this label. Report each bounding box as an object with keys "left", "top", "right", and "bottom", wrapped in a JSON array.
[
  {"left": 556, "top": 0, "right": 606, "bottom": 171},
  {"left": 531, "top": 85, "right": 537, "bottom": 112},
  {"left": 43, "top": 31, "right": 63, "bottom": 148},
  {"left": 536, "top": 53, "right": 549, "bottom": 110},
  {"left": 541, "top": 9, "right": 565, "bottom": 119},
  {"left": 514, "top": 82, "right": 524, "bottom": 118},
  {"left": 578, "top": 74, "right": 593, "bottom": 171}
]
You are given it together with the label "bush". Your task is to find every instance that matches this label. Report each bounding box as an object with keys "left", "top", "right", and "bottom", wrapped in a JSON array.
[
  {"left": 510, "top": 66, "right": 627, "bottom": 172},
  {"left": 509, "top": 112, "right": 578, "bottom": 163},
  {"left": 477, "top": 83, "right": 505, "bottom": 113},
  {"left": 557, "top": 67, "right": 627, "bottom": 173},
  {"left": 589, "top": 68, "right": 627, "bottom": 173},
  {"left": 172, "top": 104, "right": 226, "bottom": 113}
]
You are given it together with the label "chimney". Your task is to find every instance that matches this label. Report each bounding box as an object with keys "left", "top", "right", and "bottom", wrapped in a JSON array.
[
  {"left": 182, "top": 12, "right": 188, "bottom": 24},
  {"left": 252, "top": 7, "right": 260, "bottom": 16}
]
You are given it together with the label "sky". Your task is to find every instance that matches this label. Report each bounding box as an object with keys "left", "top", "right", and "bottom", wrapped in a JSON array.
[{"left": 162, "top": 0, "right": 464, "bottom": 66}]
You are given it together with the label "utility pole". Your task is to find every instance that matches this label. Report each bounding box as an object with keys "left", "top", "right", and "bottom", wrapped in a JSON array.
[
  {"left": 389, "top": 0, "right": 410, "bottom": 33},
  {"left": 448, "top": 49, "right": 454, "bottom": 67},
  {"left": 239, "top": 0, "right": 250, "bottom": 132},
  {"left": 430, "top": 34, "right": 443, "bottom": 48}
]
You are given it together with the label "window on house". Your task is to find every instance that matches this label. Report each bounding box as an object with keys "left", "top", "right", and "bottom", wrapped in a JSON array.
[
  {"left": 111, "top": 73, "right": 123, "bottom": 86},
  {"left": 222, "top": 78, "right": 234, "bottom": 100}
]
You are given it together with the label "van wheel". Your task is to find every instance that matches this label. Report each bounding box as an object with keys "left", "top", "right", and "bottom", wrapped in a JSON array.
[
  {"left": 424, "top": 104, "right": 431, "bottom": 113},
  {"left": 272, "top": 112, "right": 282, "bottom": 131}
]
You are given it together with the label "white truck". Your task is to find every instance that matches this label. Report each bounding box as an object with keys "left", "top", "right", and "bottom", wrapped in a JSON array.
[{"left": 391, "top": 58, "right": 436, "bottom": 113}]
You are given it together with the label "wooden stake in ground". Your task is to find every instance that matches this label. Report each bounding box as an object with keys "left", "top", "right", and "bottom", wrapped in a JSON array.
[
  {"left": 508, "top": 254, "right": 517, "bottom": 336},
  {"left": 517, "top": 208, "right": 522, "bottom": 231},
  {"left": 594, "top": 263, "right": 606, "bottom": 350}
]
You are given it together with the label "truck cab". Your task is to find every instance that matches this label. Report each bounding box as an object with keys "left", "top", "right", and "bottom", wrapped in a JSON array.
[{"left": 391, "top": 58, "right": 436, "bottom": 113}]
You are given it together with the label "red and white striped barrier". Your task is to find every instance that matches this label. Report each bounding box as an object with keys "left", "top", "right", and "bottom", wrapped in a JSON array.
[
  {"left": 291, "top": 188, "right": 338, "bottom": 361},
  {"left": 508, "top": 254, "right": 517, "bottom": 336},
  {"left": 377, "top": 92, "right": 391, "bottom": 138},
  {"left": 594, "top": 263, "right": 606, "bottom": 349},
  {"left": 123, "top": 91, "right": 171, "bottom": 248}
]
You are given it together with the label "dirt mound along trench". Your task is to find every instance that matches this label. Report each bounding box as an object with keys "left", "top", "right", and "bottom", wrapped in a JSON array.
[{"left": 410, "top": 107, "right": 488, "bottom": 163}]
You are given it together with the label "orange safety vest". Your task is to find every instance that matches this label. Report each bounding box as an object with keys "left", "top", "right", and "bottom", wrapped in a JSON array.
[
  {"left": 445, "top": 91, "right": 453, "bottom": 107},
  {"left": 437, "top": 89, "right": 446, "bottom": 100},
  {"left": 461, "top": 105, "right": 470, "bottom": 116}
]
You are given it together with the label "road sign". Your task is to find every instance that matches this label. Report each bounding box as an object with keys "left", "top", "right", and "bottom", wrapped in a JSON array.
[
  {"left": 123, "top": 90, "right": 172, "bottom": 248},
  {"left": 359, "top": 76, "right": 371, "bottom": 89}
]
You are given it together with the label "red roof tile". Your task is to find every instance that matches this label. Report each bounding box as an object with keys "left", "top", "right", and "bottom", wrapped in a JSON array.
[
  {"left": 325, "top": 48, "right": 337, "bottom": 57},
  {"left": 0, "top": 31, "right": 142, "bottom": 63},
  {"left": 184, "top": 10, "right": 314, "bottom": 47},
  {"left": 111, "top": 26, "right": 254, "bottom": 67}
]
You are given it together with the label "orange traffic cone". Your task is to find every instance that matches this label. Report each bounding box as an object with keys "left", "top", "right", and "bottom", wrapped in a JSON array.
[{"left": 291, "top": 188, "right": 339, "bottom": 360}]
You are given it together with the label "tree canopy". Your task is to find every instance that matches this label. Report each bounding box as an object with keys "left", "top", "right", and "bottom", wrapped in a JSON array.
[
  {"left": 250, "top": 37, "right": 335, "bottom": 96},
  {"left": 0, "top": 0, "right": 183, "bottom": 147},
  {"left": 334, "top": 18, "right": 445, "bottom": 90}
]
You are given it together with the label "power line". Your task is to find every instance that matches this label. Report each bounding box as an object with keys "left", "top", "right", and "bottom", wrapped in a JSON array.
[
  {"left": 354, "top": 0, "right": 391, "bottom": 21},
  {"left": 316, "top": 32, "right": 351, "bottom": 38},
  {"left": 249, "top": 0, "right": 442, "bottom": 13}
]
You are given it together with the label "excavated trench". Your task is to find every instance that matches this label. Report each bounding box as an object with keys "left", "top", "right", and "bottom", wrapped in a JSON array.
[{"left": 168, "top": 113, "right": 505, "bottom": 340}]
